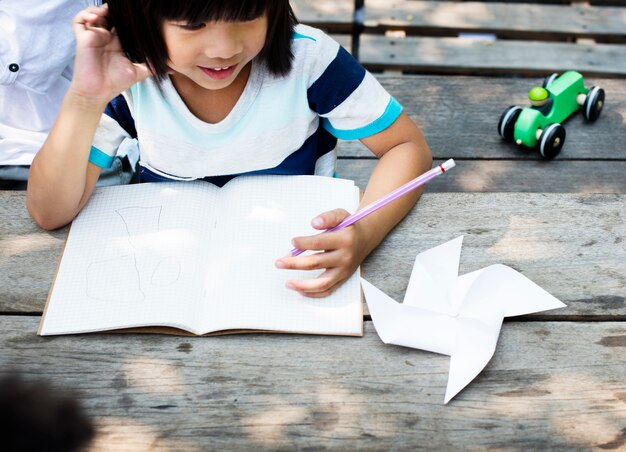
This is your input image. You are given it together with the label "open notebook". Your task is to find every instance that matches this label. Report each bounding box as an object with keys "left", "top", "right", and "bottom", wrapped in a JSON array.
[{"left": 38, "top": 175, "right": 363, "bottom": 336}]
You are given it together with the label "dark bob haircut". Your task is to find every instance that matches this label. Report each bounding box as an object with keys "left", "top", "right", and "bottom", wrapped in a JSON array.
[{"left": 106, "top": 0, "right": 297, "bottom": 81}]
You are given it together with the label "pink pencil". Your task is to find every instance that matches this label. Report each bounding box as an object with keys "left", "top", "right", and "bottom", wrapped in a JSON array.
[{"left": 290, "top": 159, "right": 456, "bottom": 256}]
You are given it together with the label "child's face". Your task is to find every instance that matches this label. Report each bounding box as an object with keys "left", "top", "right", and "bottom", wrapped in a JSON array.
[{"left": 162, "top": 15, "right": 268, "bottom": 90}]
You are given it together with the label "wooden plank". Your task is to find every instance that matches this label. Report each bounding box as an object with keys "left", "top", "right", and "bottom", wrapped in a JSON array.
[
  {"left": 1, "top": 318, "right": 624, "bottom": 449},
  {"left": 332, "top": 34, "right": 352, "bottom": 53},
  {"left": 0, "top": 191, "right": 67, "bottom": 313},
  {"left": 338, "top": 159, "right": 626, "bottom": 194},
  {"left": 291, "top": 0, "right": 355, "bottom": 33},
  {"left": 590, "top": 0, "right": 626, "bottom": 5},
  {"left": 2, "top": 192, "right": 625, "bottom": 317},
  {"left": 363, "top": 1, "right": 626, "bottom": 42},
  {"left": 339, "top": 75, "right": 626, "bottom": 160},
  {"left": 358, "top": 35, "right": 626, "bottom": 77},
  {"left": 406, "top": 0, "right": 626, "bottom": 6},
  {"left": 361, "top": 191, "right": 626, "bottom": 318}
]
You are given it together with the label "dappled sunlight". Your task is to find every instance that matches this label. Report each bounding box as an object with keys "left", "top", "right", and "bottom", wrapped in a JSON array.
[
  {"left": 430, "top": 3, "right": 494, "bottom": 28},
  {"left": 484, "top": 371, "right": 626, "bottom": 448},
  {"left": 546, "top": 373, "right": 626, "bottom": 448},
  {"left": 240, "top": 383, "right": 371, "bottom": 445},
  {"left": 488, "top": 216, "right": 568, "bottom": 261},
  {"left": 91, "top": 417, "right": 200, "bottom": 451},
  {"left": 455, "top": 160, "right": 511, "bottom": 191},
  {"left": 413, "top": 39, "right": 446, "bottom": 63},
  {"left": 0, "top": 232, "right": 58, "bottom": 256},
  {"left": 291, "top": 0, "right": 353, "bottom": 18},
  {"left": 368, "top": 0, "right": 428, "bottom": 25},
  {"left": 312, "top": 384, "right": 371, "bottom": 436},
  {"left": 122, "top": 357, "right": 186, "bottom": 395},
  {"left": 241, "top": 396, "right": 308, "bottom": 446},
  {"left": 577, "top": 181, "right": 624, "bottom": 194},
  {"left": 367, "top": 0, "right": 495, "bottom": 28},
  {"left": 110, "top": 229, "right": 197, "bottom": 256},
  {"left": 246, "top": 202, "right": 288, "bottom": 223}
]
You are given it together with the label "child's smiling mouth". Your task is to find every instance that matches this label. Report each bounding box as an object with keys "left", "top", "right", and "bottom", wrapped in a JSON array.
[{"left": 199, "top": 65, "right": 237, "bottom": 80}]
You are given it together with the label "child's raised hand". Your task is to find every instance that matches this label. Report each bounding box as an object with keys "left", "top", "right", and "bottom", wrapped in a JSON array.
[
  {"left": 275, "top": 209, "right": 368, "bottom": 298},
  {"left": 70, "top": 5, "right": 151, "bottom": 104}
]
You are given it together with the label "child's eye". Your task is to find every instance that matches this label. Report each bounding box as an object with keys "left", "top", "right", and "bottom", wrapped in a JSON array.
[{"left": 178, "top": 22, "right": 206, "bottom": 31}]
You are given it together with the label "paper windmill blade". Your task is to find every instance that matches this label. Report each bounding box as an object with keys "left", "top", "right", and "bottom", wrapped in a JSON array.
[{"left": 361, "top": 236, "right": 566, "bottom": 404}]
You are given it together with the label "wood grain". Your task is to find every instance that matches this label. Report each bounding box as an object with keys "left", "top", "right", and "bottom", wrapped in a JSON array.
[
  {"left": 360, "top": 192, "right": 626, "bottom": 318},
  {"left": 2, "top": 3, "right": 625, "bottom": 448},
  {"left": 359, "top": 35, "right": 626, "bottom": 77},
  {"left": 0, "top": 191, "right": 67, "bottom": 313},
  {"left": 364, "top": 1, "right": 626, "bottom": 42},
  {"left": 291, "top": 0, "right": 355, "bottom": 32},
  {"left": 3, "top": 192, "right": 624, "bottom": 318},
  {"left": 1, "top": 318, "right": 624, "bottom": 450},
  {"left": 337, "top": 75, "right": 626, "bottom": 160},
  {"left": 338, "top": 159, "right": 626, "bottom": 194}
]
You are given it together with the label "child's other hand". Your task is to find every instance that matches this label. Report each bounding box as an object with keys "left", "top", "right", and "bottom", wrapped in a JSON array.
[
  {"left": 70, "top": 5, "right": 151, "bottom": 104},
  {"left": 275, "top": 209, "right": 367, "bottom": 298}
]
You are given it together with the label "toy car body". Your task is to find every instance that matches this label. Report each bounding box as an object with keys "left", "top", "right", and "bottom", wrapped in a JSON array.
[
  {"left": 498, "top": 71, "right": 605, "bottom": 159},
  {"left": 515, "top": 72, "right": 586, "bottom": 147}
]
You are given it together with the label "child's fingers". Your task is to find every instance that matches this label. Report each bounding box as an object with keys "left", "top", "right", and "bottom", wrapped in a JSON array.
[
  {"left": 286, "top": 273, "right": 335, "bottom": 293},
  {"left": 276, "top": 250, "right": 338, "bottom": 272},
  {"left": 73, "top": 6, "right": 109, "bottom": 30},
  {"left": 73, "top": 24, "right": 111, "bottom": 47},
  {"left": 310, "top": 208, "right": 351, "bottom": 230},
  {"left": 298, "top": 284, "right": 343, "bottom": 298},
  {"left": 83, "top": 4, "right": 109, "bottom": 18},
  {"left": 286, "top": 269, "right": 348, "bottom": 297},
  {"left": 73, "top": 11, "right": 111, "bottom": 47},
  {"left": 290, "top": 229, "right": 351, "bottom": 254}
]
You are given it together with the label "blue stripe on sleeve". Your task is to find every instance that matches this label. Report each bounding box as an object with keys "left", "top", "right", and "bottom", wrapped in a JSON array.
[
  {"left": 323, "top": 97, "right": 403, "bottom": 140},
  {"left": 293, "top": 32, "right": 316, "bottom": 41},
  {"left": 88, "top": 146, "right": 115, "bottom": 168},
  {"left": 307, "top": 46, "right": 366, "bottom": 115},
  {"left": 104, "top": 95, "right": 137, "bottom": 138}
]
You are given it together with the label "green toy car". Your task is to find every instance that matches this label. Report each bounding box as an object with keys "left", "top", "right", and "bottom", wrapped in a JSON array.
[{"left": 498, "top": 71, "right": 605, "bottom": 159}]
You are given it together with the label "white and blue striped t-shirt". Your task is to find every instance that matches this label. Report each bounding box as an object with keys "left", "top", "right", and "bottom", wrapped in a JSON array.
[{"left": 89, "top": 24, "right": 402, "bottom": 185}]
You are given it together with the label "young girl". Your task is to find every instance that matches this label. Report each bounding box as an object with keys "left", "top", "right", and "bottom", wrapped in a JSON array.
[{"left": 27, "top": 0, "right": 432, "bottom": 298}]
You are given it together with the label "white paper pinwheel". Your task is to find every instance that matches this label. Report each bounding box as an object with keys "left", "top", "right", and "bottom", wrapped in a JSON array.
[{"left": 361, "top": 236, "right": 566, "bottom": 404}]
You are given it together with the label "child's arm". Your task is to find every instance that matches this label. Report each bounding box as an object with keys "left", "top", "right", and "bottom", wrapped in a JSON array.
[
  {"left": 27, "top": 5, "right": 150, "bottom": 230},
  {"left": 276, "top": 112, "right": 433, "bottom": 297}
]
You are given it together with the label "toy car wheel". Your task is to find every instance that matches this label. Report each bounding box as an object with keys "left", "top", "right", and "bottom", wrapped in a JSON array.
[
  {"left": 542, "top": 73, "right": 559, "bottom": 89},
  {"left": 498, "top": 106, "right": 522, "bottom": 142},
  {"left": 538, "top": 123, "right": 566, "bottom": 159},
  {"left": 583, "top": 86, "right": 605, "bottom": 122}
]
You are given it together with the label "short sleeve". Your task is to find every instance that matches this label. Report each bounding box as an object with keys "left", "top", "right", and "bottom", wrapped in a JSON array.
[
  {"left": 306, "top": 37, "right": 402, "bottom": 140},
  {"left": 0, "top": 0, "right": 101, "bottom": 93},
  {"left": 89, "top": 94, "right": 137, "bottom": 168}
]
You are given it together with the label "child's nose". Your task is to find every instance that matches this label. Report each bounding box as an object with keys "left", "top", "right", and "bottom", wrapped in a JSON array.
[{"left": 204, "top": 23, "right": 243, "bottom": 60}]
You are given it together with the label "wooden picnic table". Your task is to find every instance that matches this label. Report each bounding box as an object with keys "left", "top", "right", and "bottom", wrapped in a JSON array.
[{"left": 1, "top": 0, "right": 625, "bottom": 449}]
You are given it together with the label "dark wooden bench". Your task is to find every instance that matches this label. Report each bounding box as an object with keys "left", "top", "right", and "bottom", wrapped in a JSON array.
[
  {"left": 2, "top": 187, "right": 625, "bottom": 449},
  {"left": 293, "top": 1, "right": 626, "bottom": 193},
  {"left": 359, "top": 0, "right": 626, "bottom": 76},
  {"left": 337, "top": 75, "right": 626, "bottom": 193}
]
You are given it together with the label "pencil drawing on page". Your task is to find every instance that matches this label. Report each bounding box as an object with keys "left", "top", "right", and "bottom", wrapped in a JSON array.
[{"left": 86, "top": 205, "right": 181, "bottom": 302}]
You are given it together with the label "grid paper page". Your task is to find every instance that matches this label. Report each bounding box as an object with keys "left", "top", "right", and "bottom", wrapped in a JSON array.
[
  {"left": 198, "top": 175, "right": 362, "bottom": 335},
  {"left": 40, "top": 182, "right": 218, "bottom": 335}
]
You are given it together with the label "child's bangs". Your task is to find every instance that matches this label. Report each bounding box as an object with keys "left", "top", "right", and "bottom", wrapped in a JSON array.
[{"left": 156, "top": 0, "right": 269, "bottom": 24}]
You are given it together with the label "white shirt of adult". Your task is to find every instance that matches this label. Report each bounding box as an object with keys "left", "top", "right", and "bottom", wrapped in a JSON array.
[{"left": 0, "top": 0, "right": 100, "bottom": 166}]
